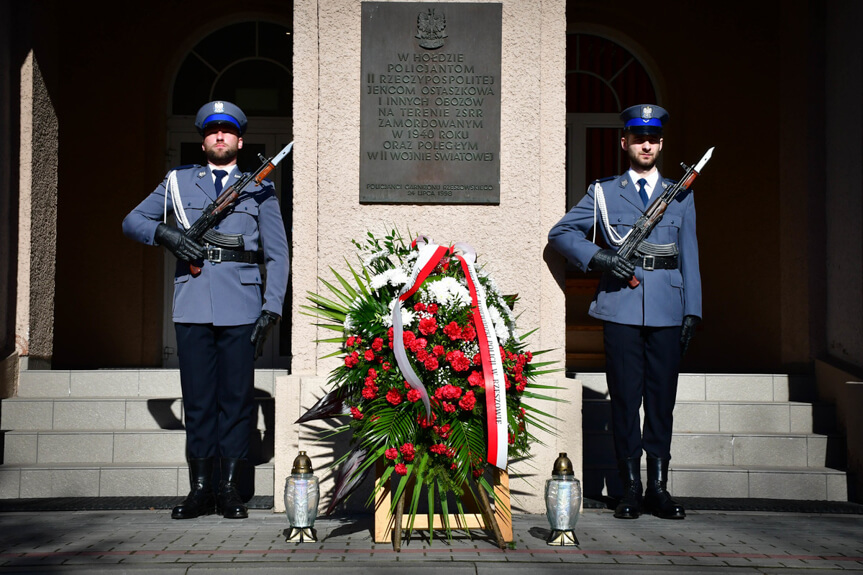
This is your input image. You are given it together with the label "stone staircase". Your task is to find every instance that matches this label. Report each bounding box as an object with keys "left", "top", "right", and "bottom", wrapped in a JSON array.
[
  {"left": 0, "top": 369, "right": 283, "bottom": 499},
  {"left": 578, "top": 372, "right": 849, "bottom": 501}
]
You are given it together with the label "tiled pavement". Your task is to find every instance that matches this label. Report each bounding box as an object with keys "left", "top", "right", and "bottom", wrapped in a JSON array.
[{"left": 0, "top": 509, "right": 861, "bottom": 573}]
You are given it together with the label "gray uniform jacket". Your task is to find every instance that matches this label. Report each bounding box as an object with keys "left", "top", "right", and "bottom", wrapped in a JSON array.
[
  {"left": 548, "top": 172, "right": 702, "bottom": 327},
  {"left": 122, "top": 165, "right": 290, "bottom": 326}
]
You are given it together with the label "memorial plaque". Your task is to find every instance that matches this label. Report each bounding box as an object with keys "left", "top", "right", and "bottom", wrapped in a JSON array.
[{"left": 360, "top": 2, "right": 502, "bottom": 204}]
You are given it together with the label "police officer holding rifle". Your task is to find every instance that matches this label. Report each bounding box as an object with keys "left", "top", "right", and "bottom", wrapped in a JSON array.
[
  {"left": 123, "top": 101, "right": 290, "bottom": 519},
  {"left": 549, "top": 104, "right": 708, "bottom": 520}
]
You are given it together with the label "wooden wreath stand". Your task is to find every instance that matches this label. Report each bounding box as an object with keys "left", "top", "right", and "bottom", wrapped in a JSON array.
[{"left": 373, "top": 460, "right": 513, "bottom": 551}]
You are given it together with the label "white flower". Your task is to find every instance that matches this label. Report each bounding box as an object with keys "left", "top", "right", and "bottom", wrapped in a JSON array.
[
  {"left": 343, "top": 313, "right": 354, "bottom": 332},
  {"left": 487, "top": 306, "right": 512, "bottom": 344},
  {"left": 382, "top": 298, "right": 414, "bottom": 328},
  {"left": 389, "top": 268, "right": 410, "bottom": 287},
  {"left": 370, "top": 270, "right": 392, "bottom": 290},
  {"left": 362, "top": 249, "right": 389, "bottom": 267},
  {"left": 425, "top": 277, "right": 471, "bottom": 307}
]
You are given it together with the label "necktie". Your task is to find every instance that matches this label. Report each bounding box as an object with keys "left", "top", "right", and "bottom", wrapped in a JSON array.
[
  {"left": 213, "top": 169, "right": 228, "bottom": 194},
  {"left": 637, "top": 178, "right": 649, "bottom": 206}
]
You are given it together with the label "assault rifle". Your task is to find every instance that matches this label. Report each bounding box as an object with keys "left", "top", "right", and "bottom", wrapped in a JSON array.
[
  {"left": 186, "top": 141, "right": 293, "bottom": 276},
  {"left": 617, "top": 146, "right": 714, "bottom": 288}
]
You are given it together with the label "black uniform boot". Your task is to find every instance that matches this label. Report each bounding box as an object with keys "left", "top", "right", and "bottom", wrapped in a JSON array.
[
  {"left": 172, "top": 457, "right": 216, "bottom": 519},
  {"left": 217, "top": 458, "right": 249, "bottom": 519},
  {"left": 613, "top": 457, "right": 643, "bottom": 519},
  {"left": 643, "top": 457, "right": 686, "bottom": 519}
]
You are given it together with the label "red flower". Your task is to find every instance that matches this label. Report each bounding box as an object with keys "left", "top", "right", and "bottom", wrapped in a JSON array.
[
  {"left": 443, "top": 321, "right": 462, "bottom": 340},
  {"left": 346, "top": 336, "right": 356, "bottom": 347},
  {"left": 403, "top": 331, "right": 416, "bottom": 346},
  {"left": 372, "top": 338, "right": 384, "bottom": 351},
  {"left": 344, "top": 351, "right": 359, "bottom": 368},
  {"left": 473, "top": 468, "right": 484, "bottom": 479},
  {"left": 407, "top": 388, "right": 421, "bottom": 403},
  {"left": 459, "top": 390, "right": 476, "bottom": 411},
  {"left": 361, "top": 386, "right": 377, "bottom": 400},
  {"left": 413, "top": 302, "right": 426, "bottom": 312},
  {"left": 419, "top": 317, "right": 438, "bottom": 336},
  {"left": 418, "top": 412, "right": 437, "bottom": 427},
  {"left": 350, "top": 406, "right": 364, "bottom": 420},
  {"left": 382, "top": 362, "right": 391, "bottom": 371},
  {"left": 516, "top": 382, "right": 526, "bottom": 393},
  {"left": 472, "top": 353, "right": 482, "bottom": 366},
  {"left": 416, "top": 349, "right": 429, "bottom": 362},
  {"left": 427, "top": 303, "right": 439, "bottom": 314},
  {"left": 468, "top": 371, "right": 484, "bottom": 387},
  {"left": 430, "top": 444, "right": 447, "bottom": 455},
  {"left": 385, "top": 447, "right": 399, "bottom": 460},
  {"left": 442, "top": 402, "right": 456, "bottom": 413},
  {"left": 448, "top": 350, "right": 470, "bottom": 372},
  {"left": 386, "top": 389, "right": 403, "bottom": 405},
  {"left": 434, "top": 384, "right": 463, "bottom": 400},
  {"left": 364, "top": 349, "right": 375, "bottom": 361},
  {"left": 394, "top": 463, "right": 408, "bottom": 475},
  {"left": 461, "top": 324, "right": 476, "bottom": 341},
  {"left": 433, "top": 423, "right": 451, "bottom": 439},
  {"left": 367, "top": 368, "right": 377, "bottom": 379},
  {"left": 508, "top": 432, "right": 515, "bottom": 445},
  {"left": 525, "top": 351, "right": 533, "bottom": 362},
  {"left": 424, "top": 357, "right": 439, "bottom": 371},
  {"left": 432, "top": 345, "right": 445, "bottom": 357},
  {"left": 400, "top": 443, "right": 416, "bottom": 462}
]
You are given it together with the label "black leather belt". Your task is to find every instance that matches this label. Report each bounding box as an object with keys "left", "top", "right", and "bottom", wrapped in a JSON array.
[
  {"left": 204, "top": 247, "right": 262, "bottom": 264},
  {"left": 629, "top": 254, "right": 678, "bottom": 270}
]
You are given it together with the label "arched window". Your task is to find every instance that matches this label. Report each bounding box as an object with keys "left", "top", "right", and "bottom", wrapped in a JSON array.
[
  {"left": 172, "top": 21, "right": 292, "bottom": 117},
  {"left": 566, "top": 33, "right": 658, "bottom": 208}
]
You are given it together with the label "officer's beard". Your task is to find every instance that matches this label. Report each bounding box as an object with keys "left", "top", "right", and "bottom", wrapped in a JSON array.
[{"left": 205, "top": 146, "right": 238, "bottom": 165}]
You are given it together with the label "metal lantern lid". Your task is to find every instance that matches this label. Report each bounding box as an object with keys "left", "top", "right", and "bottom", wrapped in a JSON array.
[
  {"left": 552, "top": 452, "right": 574, "bottom": 477},
  {"left": 292, "top": 451, "right": 314, "bottom": 475}
]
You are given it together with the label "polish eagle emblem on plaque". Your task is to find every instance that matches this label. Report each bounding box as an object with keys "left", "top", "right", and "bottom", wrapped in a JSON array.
[{"left": 416, "top": 8, "right": 447, "bottom": 49}]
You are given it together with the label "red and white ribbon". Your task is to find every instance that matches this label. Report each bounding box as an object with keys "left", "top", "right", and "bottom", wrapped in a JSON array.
[
  {"left": 453, "top": 242, "right": 508, "bottom": 470},
  {"left": 391, "top": 236, "right": 449, "bottom": 419}
]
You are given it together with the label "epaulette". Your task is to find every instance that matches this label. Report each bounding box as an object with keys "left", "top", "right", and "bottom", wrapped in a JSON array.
[{"left": 170, "top": 164, "right": 202, "bottom": 172}]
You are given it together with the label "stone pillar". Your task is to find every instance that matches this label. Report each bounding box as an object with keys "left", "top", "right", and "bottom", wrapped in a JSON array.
[
  {"left": 16, "top": 50, "right": 58, "bottom": 370},
  {"left": 288, "top": 0, "right": 569, "bottom": 513}
]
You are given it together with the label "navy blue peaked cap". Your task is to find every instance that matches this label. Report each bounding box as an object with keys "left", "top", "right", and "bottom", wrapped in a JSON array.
[
  {"left": 620, "top": 104, "right": 669, "bottom": 135},
  {"left": 195, "top": 101, "right": 248, "bottom": 135}
]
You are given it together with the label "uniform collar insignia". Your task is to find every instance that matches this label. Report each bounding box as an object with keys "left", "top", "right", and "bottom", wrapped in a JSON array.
[
  {"left": 197, "top": 170, "right": 207, "bottom": 178},
  {"left": 619, "top": 177, "right": 628, "bottom": 188}
]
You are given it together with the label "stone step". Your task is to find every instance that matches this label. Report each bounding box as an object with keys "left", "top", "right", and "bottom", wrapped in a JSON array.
[
  {"left": 583, "top": 399, "right": 838, "bottom": 435},
  {"left": 0, "top": 462, "right": 274, "bottom": 499},
  {"left": 584, "top": 430, "right": 846, "bottom": 469},
  {"left": 577, "top": 372, "right": 817, "bottom": 403},
  {"left": 1, "top": 396, "right": 274, "bottom": 431},
  {"left": 15, "top": 369, "right": 287, "bottom": 398},
  {"left": 583, "top": 464, "right": 848, "bottom": 501},
  {"left": 4, "top": 429, "right": 275, "bottom": 466}
]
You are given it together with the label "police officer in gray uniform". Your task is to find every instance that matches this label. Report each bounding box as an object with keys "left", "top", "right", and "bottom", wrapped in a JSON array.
[
  {"left": 123, "top": 101, "right": 290, "bottom": 519},
  {"left": 549, "top": 105, "right": 701, "bottom": 520}
]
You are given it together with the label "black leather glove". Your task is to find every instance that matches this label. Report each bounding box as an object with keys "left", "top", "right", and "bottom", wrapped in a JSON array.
[
  {"left": 589, "top": 249, "right": 636, "bottom": 281},
  {"left": 680, "top": 315, "right": 700, "bottom": 356},
  {"left": 154, "top": 224, "right": 205, "bottom": 262},
  {"left": 251, "top": 311, "right": 280, "bottom": 360}
]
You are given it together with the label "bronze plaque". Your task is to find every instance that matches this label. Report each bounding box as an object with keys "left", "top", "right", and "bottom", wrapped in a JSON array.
[{"left": 360, "top": 2, "right": 502, "bottom": 204}]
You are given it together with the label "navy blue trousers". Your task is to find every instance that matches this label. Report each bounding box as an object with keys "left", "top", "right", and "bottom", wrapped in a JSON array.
[
  {"left": 603, "top": 321, "right": 682, "bottom": 461},
  {"left": 175, "top": 323, "right": 255, "bottom": 460}
]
